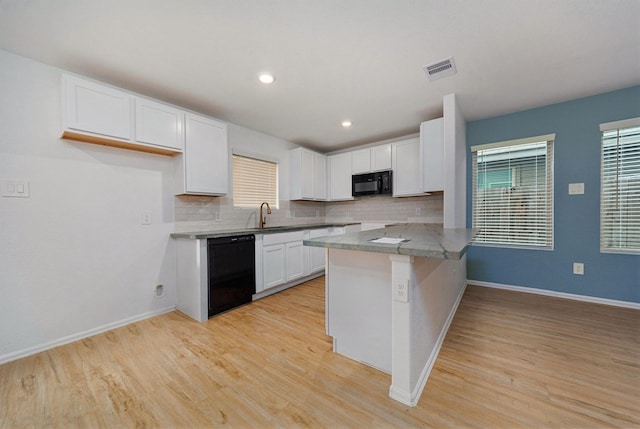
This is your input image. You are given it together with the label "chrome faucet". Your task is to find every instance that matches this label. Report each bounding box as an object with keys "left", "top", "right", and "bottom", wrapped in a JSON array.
[{"left": 259, "top": 202, "right": 271, "bottom": 229}]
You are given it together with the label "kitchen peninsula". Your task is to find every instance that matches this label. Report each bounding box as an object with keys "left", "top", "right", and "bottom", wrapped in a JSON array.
[{"left": 304, "top": 223, "right": 477, "bottom": 407}]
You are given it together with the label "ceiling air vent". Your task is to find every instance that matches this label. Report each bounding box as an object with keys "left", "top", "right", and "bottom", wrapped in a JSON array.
[{"left": 423, "top": 57, "right": 457, "bottom": 81}]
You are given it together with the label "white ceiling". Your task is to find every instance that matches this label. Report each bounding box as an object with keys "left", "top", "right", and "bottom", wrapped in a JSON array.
[{"left": 1, "top": 0, "right": 639, "bottom": 152}]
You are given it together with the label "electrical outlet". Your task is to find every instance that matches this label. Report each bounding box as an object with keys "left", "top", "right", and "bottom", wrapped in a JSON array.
[
  {"left": 154, "top": 284, "right": 165, "bottom": 298},
  {"left": 415, "top": 207, "right": 422, "bottom": 216},
  {"left": 214, "top": 211, "right": 222, "bottom": 222},
  {"left": 573, "top": 262, "right": 584, "bottom": 275},
  {"left": 393, "top": 280, "right": 409, "bottom": 302}
]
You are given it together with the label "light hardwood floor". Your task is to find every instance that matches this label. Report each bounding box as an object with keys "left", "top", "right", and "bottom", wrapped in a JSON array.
[{"left": 1, "top": 277, "right": 639, "bottom": 428}]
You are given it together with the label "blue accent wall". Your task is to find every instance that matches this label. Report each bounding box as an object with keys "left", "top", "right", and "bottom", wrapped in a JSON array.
[{"left": 466, "top": 86, "right": 640, "bottom": 303}]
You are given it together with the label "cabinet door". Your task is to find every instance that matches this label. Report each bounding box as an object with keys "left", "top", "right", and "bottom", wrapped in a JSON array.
[
  {"left": 328, "top": 152, "right": 353, "bottom": 200},
  {"left": 314, "top": 153, "right": 327, "bottom": 200},
  {"left": 308, "top": 228, "right": 329, "bottom": 273},
  {"left": 183, "top": 113, "right": 228, "bottom": 195},
  {"left": 263, "top": 244, "right": 286, "bottom": 289},
  {"left": 63, "top": 75, "right": 132, "bottom": 140},
  {"left": 301, "top": 149, "right": 315, "bottom": 199},
  {"left": 371, "top": 144, "right": 392, "bottom": 171},
  {"left": 421, "top": 117, "right": 444, "bottom": 192},
  {"left": 135, "top": 98, "right": 184, "bottom": 151},
  {"left": 392, "top": 138, "right": 422, "bottom": 197},
  {"left": 351, "top": 148, "right": 371, "bottom": 174},
  {"left": 286, "top": 241, "right": 304, "bottom": 281}
]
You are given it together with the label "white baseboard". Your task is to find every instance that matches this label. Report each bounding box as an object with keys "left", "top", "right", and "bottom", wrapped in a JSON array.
[
  {"left": 467, "top": 280, "right": 640, "bottom": 310},
  {"left": 0, "top": 305, "right": 176, "bottom": 365},
  {"left": 252, "top": 271, "right": 324, "bottom": 300},
  {"left": 389, "top": 282, "right": 468, "bottom": 406}
]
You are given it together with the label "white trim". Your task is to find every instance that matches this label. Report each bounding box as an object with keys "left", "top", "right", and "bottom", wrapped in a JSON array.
[
  {"left": 467, "top": 280, "right": 640, "bottom": 310},
  {"left": 232, "top": 148, "right": 280, "bottom": 165},
  {"left": 599, "top": 117, "right": 640, "bottom": 132},
  {"left": 470, "top": 133, "right": 555, "bottom": 152},
  {"left": 252, "top": 271, "right": 324, "bottom": 300},
  {"left": 389, "top": 283, "right": 467, "bottom": 406},
  {"left": 0, "top": 306, "right": 176, "bottom": 365}
]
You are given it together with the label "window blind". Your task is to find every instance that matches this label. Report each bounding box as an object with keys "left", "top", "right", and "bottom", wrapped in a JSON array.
[
  {"left": 232, "top": 154, "right": 279, "bottom": 208},
  {"left": 600, "top": 121, "right": 640, "bottom": 254},
  {"left": 472, "top": 137, "right": 554, "bottom": 248}
]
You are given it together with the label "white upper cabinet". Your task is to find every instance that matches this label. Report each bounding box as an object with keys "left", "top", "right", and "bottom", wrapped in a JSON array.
[
  {"left": 392, "top": 137, "right": 422, "bottom": 197},
  {"left": 421, "top": 117, "right": 444, "bottom": 193},
  {"left": 351, "top": 144, "right": 391, "bottom": 174},
  {"left": 314, "top": 154, "right": 327, "bottom": 200},
  {"left": 290, "top": 147, "right": 327, "bottom": 200},
  {"left": 135, "top": 97, "right": 184, "bottom": 151},
  {"left": 62, "top": 74, "right": 132, "bottom": 141},
  {"left": 371, "top": 144, "right": 392, "bottom": 171},
  {"left": 351, "top": 148, "right": 371, "bottom": 174},
  {"left": 301, "top": 149, "right": 315, "bottom": 198},
  {"left": 328, "top": 152, "right": 353, "bottom": 201},
  {"left": 60, "top": 73, "right": 183, "bottom": 156},
  {"left": 175, "top": 113, "right": 228, "bottom": 195}
]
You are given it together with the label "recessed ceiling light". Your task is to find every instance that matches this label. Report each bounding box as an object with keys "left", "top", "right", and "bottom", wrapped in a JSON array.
[
  {"left": 258, "top": 73, "right": 275, "bottom": 84},
  {"left": 341, "top": 120, "right": 352, "bottom": 128}
]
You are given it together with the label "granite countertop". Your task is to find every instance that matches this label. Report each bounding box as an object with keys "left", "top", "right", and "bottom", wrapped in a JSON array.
[
  {"left": 303, "top": 223, "right": 478, "bottom": 260},
  {"left": 170, "top": 223, "right": 359, "bottom": 240}
]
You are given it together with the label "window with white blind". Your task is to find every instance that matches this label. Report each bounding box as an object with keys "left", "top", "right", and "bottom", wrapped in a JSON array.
[
  {"left": 472, "top": 134, "right": 554, "bottom": 249},
  {"left": 232, "top": 154, "right": 279, "bottom": 209},
  {"left": 600, "top": 118, "right": 640, "bottom": 254}
]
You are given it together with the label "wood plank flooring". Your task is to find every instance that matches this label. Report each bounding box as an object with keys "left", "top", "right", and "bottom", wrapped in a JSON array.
[{"left": 1, "top": 278, "right": 639, "bottom": 428}]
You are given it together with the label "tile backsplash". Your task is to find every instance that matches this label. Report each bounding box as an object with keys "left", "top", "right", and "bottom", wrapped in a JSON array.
[
  {"left": 174, "top": 196, "right": 326, "bottom": 232},
  {"left": 325, "top": 194, "right": 443, "bottom": 224},
  {"left": 174, "top": 194, "right": 443, "bottom": 232}
]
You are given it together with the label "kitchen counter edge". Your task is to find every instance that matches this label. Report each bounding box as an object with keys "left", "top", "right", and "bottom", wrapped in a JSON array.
[
  {"left": 303, "top": 224, "right": 478, "bottom": 260},
  {"left": 170, "top": 223, "right": 360, "bottom": 240}
]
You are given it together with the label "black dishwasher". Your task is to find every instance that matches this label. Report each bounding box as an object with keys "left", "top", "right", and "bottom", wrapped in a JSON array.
[{"left": 207, "top": 234, "right": 255, "bottom": 317}]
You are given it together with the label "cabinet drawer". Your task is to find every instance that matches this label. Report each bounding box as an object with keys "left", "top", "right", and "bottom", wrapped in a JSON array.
[{"left": 262, "top": 230, "right": 305, "bottom": 246}]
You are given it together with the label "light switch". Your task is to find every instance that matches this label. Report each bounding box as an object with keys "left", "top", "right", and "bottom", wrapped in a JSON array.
[
  {"left": 1, "top": 180, "right": 30, "bottom": 198},
  {"left": 568, "top": 183, "right": 584, "bottom": 195},
  {"left": 141, "top": 210, "right": 152, "bottom": 225}
]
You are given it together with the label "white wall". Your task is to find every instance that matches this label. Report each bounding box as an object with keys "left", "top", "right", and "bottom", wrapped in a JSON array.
[{"left": 0, "top": 50, "right": 177, "bottom": 363}]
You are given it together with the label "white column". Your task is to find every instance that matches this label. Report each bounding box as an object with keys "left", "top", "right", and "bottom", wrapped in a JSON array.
[{"left": 388, "top": 254, "right": 414, "bottom": 405}]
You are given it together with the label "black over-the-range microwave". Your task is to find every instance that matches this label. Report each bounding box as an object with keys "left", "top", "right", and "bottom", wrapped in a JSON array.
[{"left": 352, "top": 170, "right": 393, "bottom": 196}]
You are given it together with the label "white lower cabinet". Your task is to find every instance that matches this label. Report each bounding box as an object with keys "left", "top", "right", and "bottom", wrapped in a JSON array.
[
  {"left": 286, "top": 241, "right": 304, "bottom": 281},
  {"left": 263, "top": 243, "right": 286, "bottom": 289},
  {"left": 307, "top": 228, "right": 330, "bottom": 274},
  {"left": 260, "top": 231, "right": 305, "bottom": 291},
  {"left": 256, "top": 226, "right": 360, "bottom": 295}
]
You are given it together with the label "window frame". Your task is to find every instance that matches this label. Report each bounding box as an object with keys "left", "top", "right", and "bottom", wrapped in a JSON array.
[
  {"left": 471, "top": 134, "right": 555, "bottom": 250},
  {"left": 599, "top": 117, "right": 640, "bottom": 255}
]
